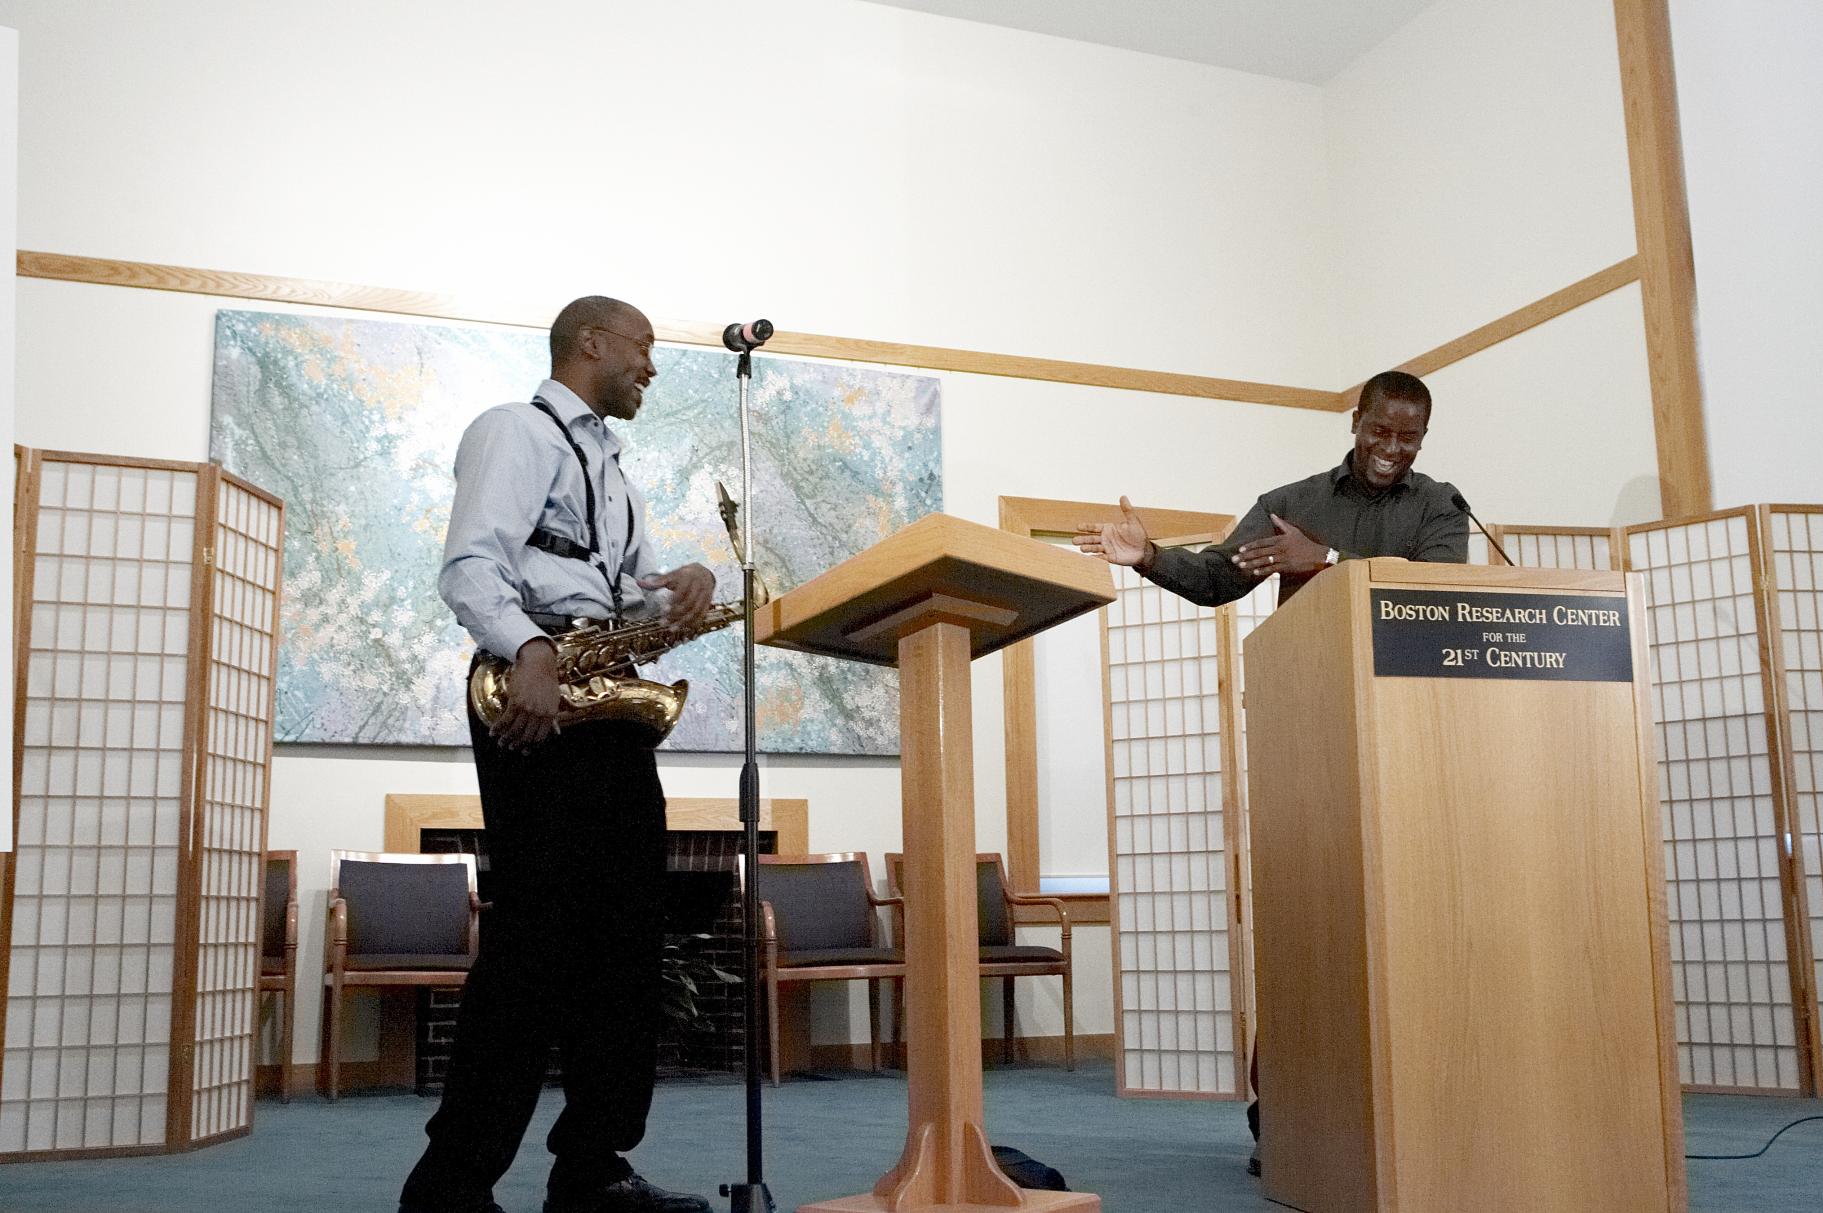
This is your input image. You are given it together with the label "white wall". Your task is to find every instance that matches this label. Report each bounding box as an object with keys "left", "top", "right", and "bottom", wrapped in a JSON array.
[
  {"left": 1669, "top": 0, "right": 1823, "bottom": 508},
  {"left": 3, "top": 0, "right": 1345, "bottom": 1066},
  {"left": 1324, "top": 0, "right": 1663, "bottom": 525},
  {"left": 0, "top": 25, "right": 13, "bottom": 853}
]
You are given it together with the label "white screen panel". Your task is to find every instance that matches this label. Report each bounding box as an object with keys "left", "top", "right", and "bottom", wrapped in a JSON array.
[
  {"left": 1630, "top": 512, "right": 1801, "bottom": 1091},
  {"left": 1504, "top": 528, "right": 1613, "bottom": 571},
  {"left": 1108, "top": 562, "right": 1235, "bottom": 1096},
  {"left": 4, "top": 459, "right": 195, "bottom": 1152},
  {"left": 1770, "top": 508, "right": 1823, "bottom": 1051},
  {"left": 1226, "top": 577, "right": 1278, "bottom": 1081},
  {"left": 188, "top": 481, "right": 280, "bottom": 1141}
]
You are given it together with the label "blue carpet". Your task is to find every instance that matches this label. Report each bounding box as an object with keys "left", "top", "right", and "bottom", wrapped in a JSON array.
[{"left": 0, "top": 1065, "right": 1817, "bottom": 1211}]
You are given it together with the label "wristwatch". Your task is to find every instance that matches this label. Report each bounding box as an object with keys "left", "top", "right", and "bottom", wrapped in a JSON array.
[{"left": 1324, "top": 547, "right": 1340, "bottom": 566}]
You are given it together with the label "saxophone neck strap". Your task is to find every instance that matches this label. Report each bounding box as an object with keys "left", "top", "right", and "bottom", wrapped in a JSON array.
[{"left": 528, "top": 395, "right": 635, "bottom": 621}]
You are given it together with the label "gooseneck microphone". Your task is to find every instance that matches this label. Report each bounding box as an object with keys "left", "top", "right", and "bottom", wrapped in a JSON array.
[
  {"left": 1452, "top": 492, "right": 1516, "bottom": 567},
  {"left": 722, "top": 318, "right": 774, "bottom": 353}
]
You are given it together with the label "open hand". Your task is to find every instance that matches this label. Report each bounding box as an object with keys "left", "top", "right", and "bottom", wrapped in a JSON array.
[
  {"left": 1233, "top": 514, "right": 1331, "bottom": 577},
  {"left": 639, "top": 563, "right": 716, "bottom": 630},
  {"left": 1073, "top": 495, "right": 1152, "bottom": 567}
]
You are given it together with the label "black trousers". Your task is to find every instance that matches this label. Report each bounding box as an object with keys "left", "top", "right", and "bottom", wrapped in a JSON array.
[{"left": 402, "top": 702, "right": 666, "bottom": 1208}]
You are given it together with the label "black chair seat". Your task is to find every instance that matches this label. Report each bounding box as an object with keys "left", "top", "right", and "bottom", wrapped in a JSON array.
[
  {"left": 781, "top": 946, "right": 903, "bottom": 969},
  {"left": 980, "top": 944, "right": 1064, "bottom": 964},
  {"left": 343, "top": 952, "right": 474, "bottom": 972}
]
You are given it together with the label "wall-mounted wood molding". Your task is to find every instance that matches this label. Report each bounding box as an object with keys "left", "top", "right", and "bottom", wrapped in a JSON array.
[
  {"left": 1338, "top": 256, "right": 1642, "bottom": 409},
  {"left": 16, "top": 250, "right": 1337, "bottom": 411},
  {"left": 1612, "top": 0, "right": 1712, "bottom": 518},
  {"left": 20, "top": 247, "right": 1701, "bottom": 483}
]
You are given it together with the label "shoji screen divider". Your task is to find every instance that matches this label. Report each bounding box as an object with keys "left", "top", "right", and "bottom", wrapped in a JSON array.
[
  {"left": 1, "top": 447, "right": 283, "bottom": 1159},
  {"left": 1624, "top": 505, "right": 1822, "bottom": 1095},
  {"left": 1105, "top": 551, "right": 1246, "bottom": 1099},
  {"left": 1762, "top": 506, "right": 1823, "bottom": 1090},
  {"left": 1214, "top": 577, "right": 1278, "bottom": 1090},
  {"left": 1486, "top": 523, "right": 1622, "bottom": 571}
]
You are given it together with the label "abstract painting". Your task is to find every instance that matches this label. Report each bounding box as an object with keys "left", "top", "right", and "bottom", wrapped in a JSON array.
[{"left": 209, "top": 309, "right": 941, "bottom": 752}]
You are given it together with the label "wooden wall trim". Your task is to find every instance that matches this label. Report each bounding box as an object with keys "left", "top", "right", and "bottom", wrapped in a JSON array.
[
  {"left": 16, "top": 250, "right": 1337, "bottom": 411},
  {"left": 1340, "top": 257, "right": 1643, "bottom": 409},
  {"left": 1612, "top": 0, "right": 1713, "bottom": 518},
  {"left": 21, "top": 247, "right": 1700, "bottom": 497}
]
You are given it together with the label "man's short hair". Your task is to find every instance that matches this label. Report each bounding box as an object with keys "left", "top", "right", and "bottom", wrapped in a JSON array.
[
  {"left": 549, "top": 296, "right": 635, "bottom": 364},
  {"left": 1358, "top": 370, "right": 1432, "bottom": 422}
]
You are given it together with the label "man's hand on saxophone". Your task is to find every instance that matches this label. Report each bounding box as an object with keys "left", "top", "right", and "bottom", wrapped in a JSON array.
[
  {"left": 640, "top": 562, "right": 717, "bottom": 633},
  {"left": 493, "top": 636, "right": 563, "bottom": 753}
]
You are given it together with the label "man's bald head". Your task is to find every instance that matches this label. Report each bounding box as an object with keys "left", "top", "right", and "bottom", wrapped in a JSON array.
[
  {"left": 547, "top": 295, "right": 656, "bottom": 421},
  {"left": 549, "top": 296, "right": 643, "bottom": 365}
]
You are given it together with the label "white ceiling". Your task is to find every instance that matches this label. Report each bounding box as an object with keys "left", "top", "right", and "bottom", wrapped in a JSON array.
[{"left": 853, "top": 0, "right": 1438, "bottom": 84}]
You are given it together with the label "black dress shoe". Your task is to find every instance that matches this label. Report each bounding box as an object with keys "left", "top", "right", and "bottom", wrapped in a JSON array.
[
  {"left": 1246, "top": 1146, "right": 1261, "bottom": 1177},
  {"left": 544, "top": 1174, "right": 712, "bottom": 1213}
]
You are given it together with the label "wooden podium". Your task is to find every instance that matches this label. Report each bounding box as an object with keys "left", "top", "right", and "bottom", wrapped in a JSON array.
[
  {"left": 1243, "top": 559, "right": 1686, "bottom": 1212},
  {"left": 756, "top": 514, "right": 1110, "bottom": 1213}
]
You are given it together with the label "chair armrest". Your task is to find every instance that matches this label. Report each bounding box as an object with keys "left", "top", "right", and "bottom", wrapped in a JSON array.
[
  {"left": 466, "top": 892, "right": 483, "bottom": 957},
  {"left": 760, "top": 901, "right": 778, "bottom": 947},
  {"left": 283, "top": 900, "right": 300, "bottom": 976},
  {"left": 867, "top": 892, "right": 906, "bottom": 949},
  {"left": 1005, "top": 894, "right": 1072, "bottom": 939},
  {"left": 326, "top": 898, "right": 348, "bottom": 976}
]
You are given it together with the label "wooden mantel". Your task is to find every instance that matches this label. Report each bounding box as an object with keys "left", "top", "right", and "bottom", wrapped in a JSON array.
[{"left": 383, "top": 794, "right": 810, "bottom": 854}]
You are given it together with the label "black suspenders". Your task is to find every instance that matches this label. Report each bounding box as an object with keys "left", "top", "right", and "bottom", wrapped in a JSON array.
[{"left": 527, "top": 396, "right": 635, "bottom": 620}]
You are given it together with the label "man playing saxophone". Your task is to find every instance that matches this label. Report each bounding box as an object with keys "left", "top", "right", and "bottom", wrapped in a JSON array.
[{"left": 399, "top": 296, "right": 716, "bottom": 1213}]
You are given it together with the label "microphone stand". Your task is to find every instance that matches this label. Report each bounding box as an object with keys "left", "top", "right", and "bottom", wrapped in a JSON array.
[{"left": 719, "top": 340, "right": 775, "bottom": 1213}]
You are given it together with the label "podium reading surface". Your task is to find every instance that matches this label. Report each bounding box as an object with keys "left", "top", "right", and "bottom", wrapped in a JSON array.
[{"left": 757, "top": 513, "right": 1111, "bottom": 1213}]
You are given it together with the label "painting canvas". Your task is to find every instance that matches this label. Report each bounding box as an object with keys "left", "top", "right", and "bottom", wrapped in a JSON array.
[{"left": 208, "top": 309, "right": 942, "bottom": 752}]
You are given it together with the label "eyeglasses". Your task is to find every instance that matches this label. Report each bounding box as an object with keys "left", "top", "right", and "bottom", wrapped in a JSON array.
[{"left": 586, "top": 325, "right": 656, "bottom": 359}]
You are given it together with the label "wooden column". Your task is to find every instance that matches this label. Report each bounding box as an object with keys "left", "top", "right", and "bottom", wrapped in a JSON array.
[
  {"left": 876, "top": 621, "right": 1019, "bottom": 1208},
  {"left": 1613, "top": 0, "right": 1712, "bottom": 517}
]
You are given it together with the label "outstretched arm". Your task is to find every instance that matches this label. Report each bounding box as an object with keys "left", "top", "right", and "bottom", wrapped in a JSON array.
[
  {"left": 1076, "top": 495, "right": 1275, "bottom": 608},
  {"left": 1073, "top": 495, "right": 1156, "bottom": 569}
]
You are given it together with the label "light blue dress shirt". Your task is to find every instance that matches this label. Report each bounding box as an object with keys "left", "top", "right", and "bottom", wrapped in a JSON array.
[{"left": 440, "top": 379, "right": 661, "bottom": 660}]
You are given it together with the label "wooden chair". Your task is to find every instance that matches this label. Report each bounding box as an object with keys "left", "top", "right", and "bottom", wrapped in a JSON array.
[
  {"left": 259, "top": 850, "right": 299, "bottom": 1102},
  {"left": 887, "top": 851, "right": 1074, "bottom": 1070},
  {"left": 321, "top": 850, "right": 480, "bottom": 1100},
  {"left": 757, "top": 853, "right": 904, "bottom": 1086}
]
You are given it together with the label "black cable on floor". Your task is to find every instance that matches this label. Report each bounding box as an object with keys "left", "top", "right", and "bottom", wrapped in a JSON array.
[{"left": 1685, "top": 1115, "right": 1823, "bottom": 1160}]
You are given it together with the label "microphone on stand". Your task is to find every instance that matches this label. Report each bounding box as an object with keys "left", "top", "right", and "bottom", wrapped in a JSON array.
[
  {"left": 722, "top": 319, "right": 774, "bottom": 353},
  {"left": 1451, "top": 492, "right": 1516, "bottom": 567}
]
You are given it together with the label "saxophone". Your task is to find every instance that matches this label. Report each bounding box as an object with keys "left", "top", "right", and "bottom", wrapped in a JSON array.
[{"left": 468, "top": 484, "right": 766, "bottom": 745}]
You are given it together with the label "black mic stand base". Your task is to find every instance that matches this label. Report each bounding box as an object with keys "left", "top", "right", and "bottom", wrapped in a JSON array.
[{"left": 719, "top": 1183, "right": 777, "bottom": 1213}]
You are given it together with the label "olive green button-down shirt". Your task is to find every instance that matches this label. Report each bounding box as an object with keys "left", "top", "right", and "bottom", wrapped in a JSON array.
[{"left": 1145, "top": 452, "right": 1469, "bottom": 608}]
